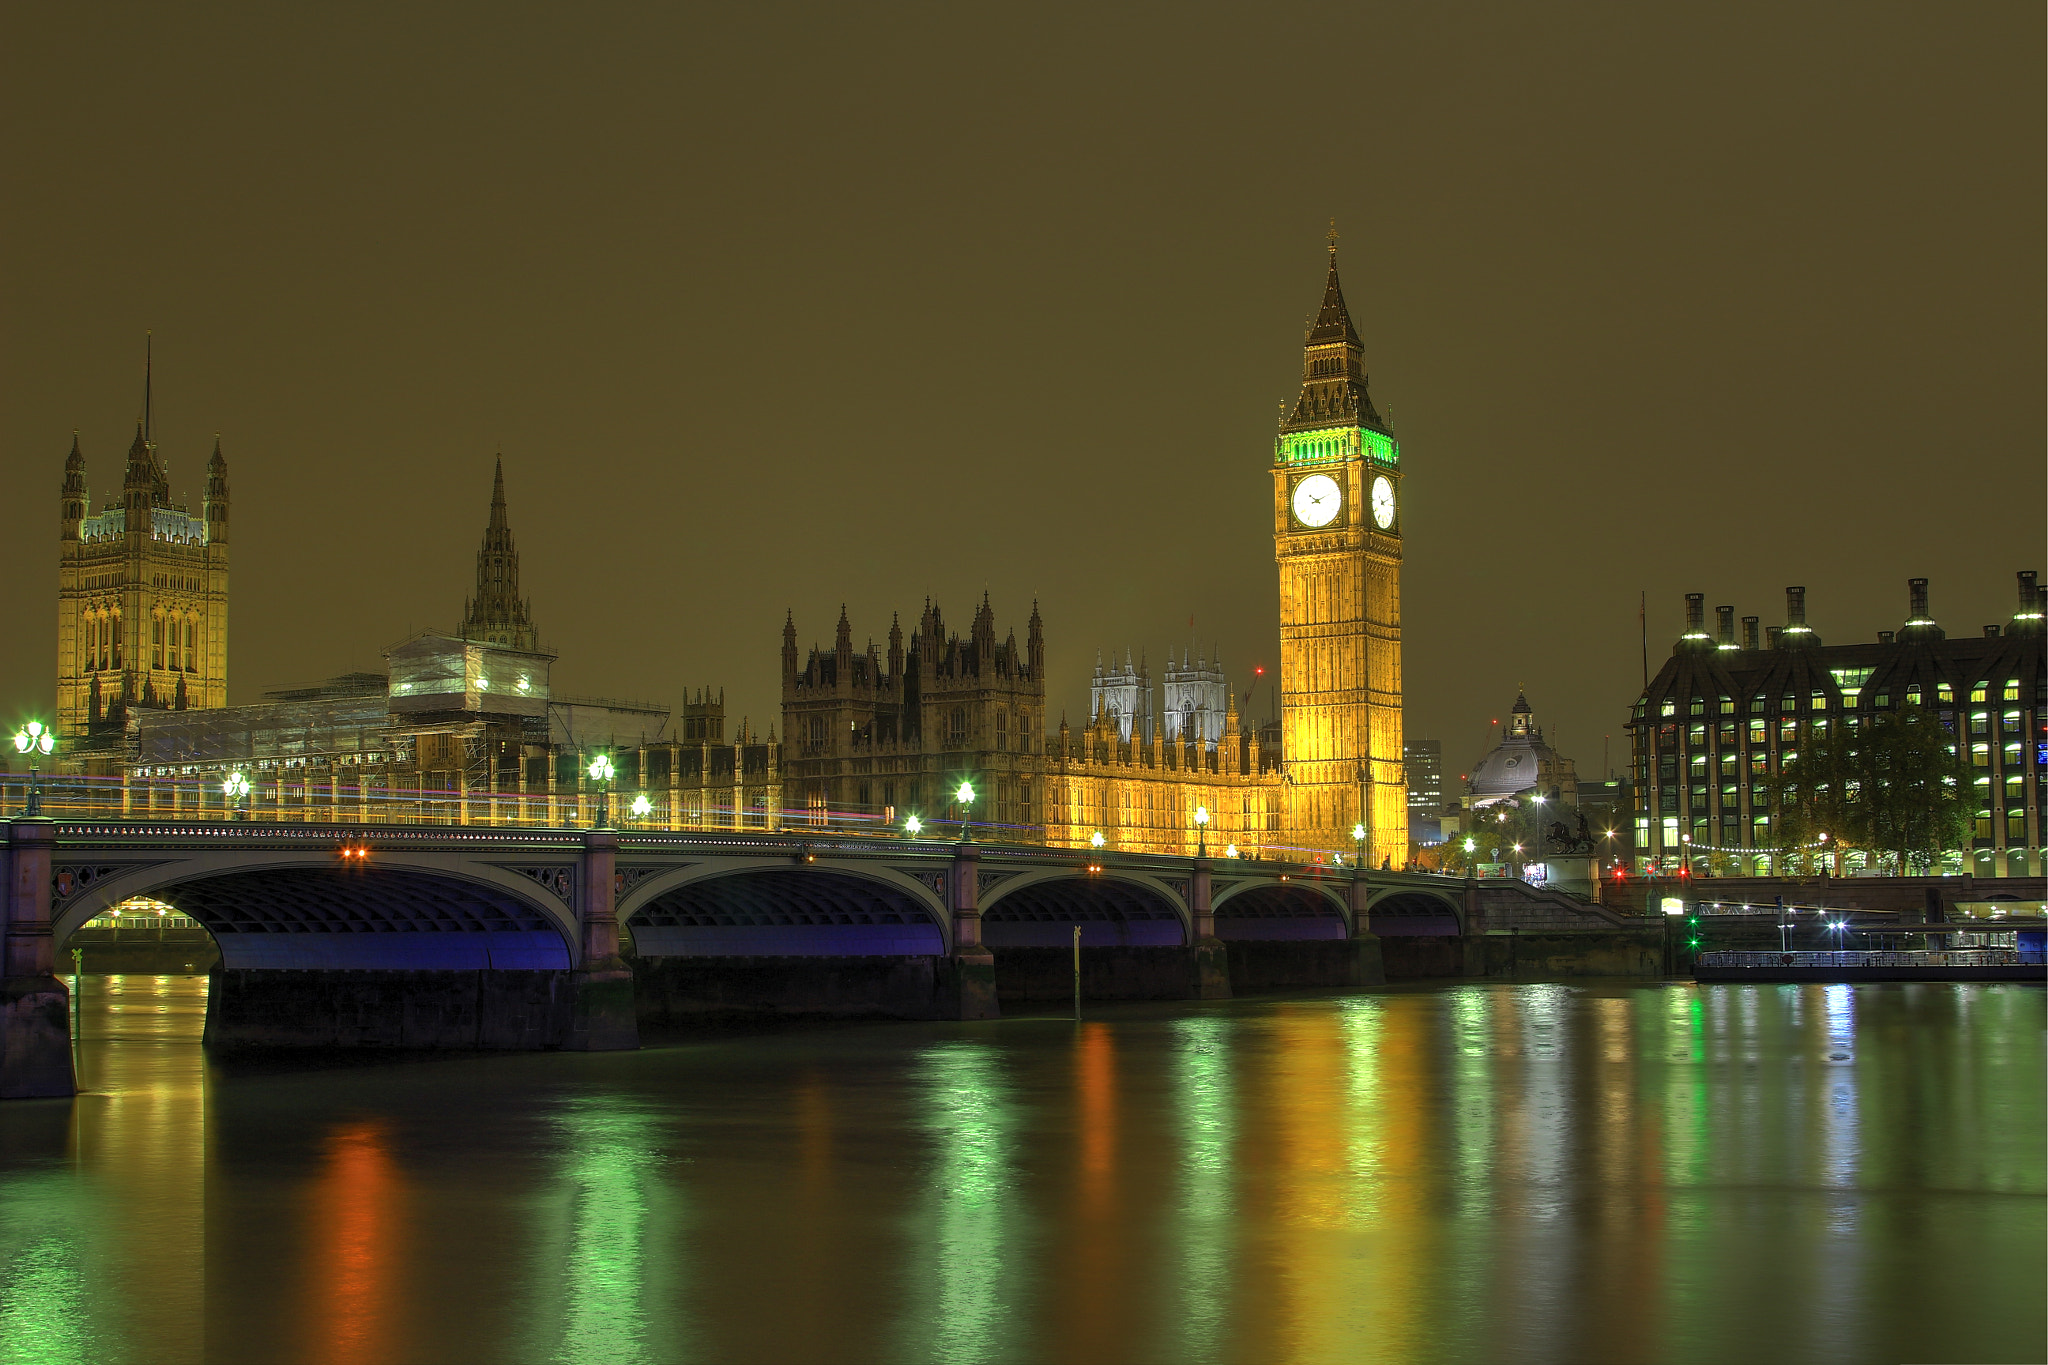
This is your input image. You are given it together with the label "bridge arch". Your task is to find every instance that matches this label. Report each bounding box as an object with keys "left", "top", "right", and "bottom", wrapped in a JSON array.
[
  {"left": 620, "top": 859, "right": 950, "bottom": 957},
  {"left": 1212, "top": 878, "right": 1351, "bottom": 940},
  {"left": 980, "top": 870, "right": 1189, "bottom": 947},
  {"left": 1364, "top": 885, "right": 1465, "bottom": 937},
  {"left": 51, "top": 855, "right": 579, "bottom": 969}
]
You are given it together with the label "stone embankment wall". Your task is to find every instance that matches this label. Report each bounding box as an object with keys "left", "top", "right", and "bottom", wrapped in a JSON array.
[{"left": 204, "top": 969, "right": 569, "bottom": 1050}]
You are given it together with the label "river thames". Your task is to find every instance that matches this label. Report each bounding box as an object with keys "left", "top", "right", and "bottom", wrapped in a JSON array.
[{"left": 0, "top": 977, "right": 2040, "bottom": 1365}]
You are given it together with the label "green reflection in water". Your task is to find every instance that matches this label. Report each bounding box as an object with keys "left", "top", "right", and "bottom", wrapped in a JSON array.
[
  {"left": 1170, "top": 1014, "right": 1233, "bottom": 1357},
  {"left": 536, "top": 1095, "right": 670, "bottom": 1365},
  {"left": 903, "top": 1040, "right": 1017, "bottom": 1365},
  {"left": 1445, "top": 989, "right": 1491, "bottom": 1213},
  {"left": 0, "top": 1231, "right": 93, "bottom": 1365}
]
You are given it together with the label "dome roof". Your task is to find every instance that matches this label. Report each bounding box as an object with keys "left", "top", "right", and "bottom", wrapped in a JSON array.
[
  {"left": 1468, "top": 736, "right": 1563, "bottom": 801},
  {"left": 1467, "top": 690, "right": 1569, "bottom": 804}
]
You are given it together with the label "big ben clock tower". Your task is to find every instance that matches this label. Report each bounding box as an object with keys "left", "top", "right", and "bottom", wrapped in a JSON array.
[{"left": 1273, "top": 236, "right": 1405, "bottom": 867}]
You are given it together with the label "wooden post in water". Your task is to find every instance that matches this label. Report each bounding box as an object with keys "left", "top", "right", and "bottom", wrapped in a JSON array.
[{"left": 1072, "top": 924, "right": 1081, "bottom": 1021}]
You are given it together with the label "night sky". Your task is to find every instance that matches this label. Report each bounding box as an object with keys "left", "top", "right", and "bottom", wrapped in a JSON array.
[{"left": 4, "top": 4, "right": 2041, "bottom": 781}]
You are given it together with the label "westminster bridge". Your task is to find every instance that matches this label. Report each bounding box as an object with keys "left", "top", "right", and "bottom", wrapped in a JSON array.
[{"left": 1, "top": 816, "right": 1656, "bottom": 1097}]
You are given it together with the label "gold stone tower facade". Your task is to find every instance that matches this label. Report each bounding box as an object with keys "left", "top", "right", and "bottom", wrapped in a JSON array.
[
  {"left": 1272, "top": 241, "right": 1406, "bottom": 867},
  {"left": 56, "top": 353, "right": 230, "bottom": 740}
]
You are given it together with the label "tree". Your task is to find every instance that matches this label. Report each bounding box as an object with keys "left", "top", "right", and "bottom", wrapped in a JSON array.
[
  {"left": 1764, "top": 718, "right": 1860, "bottom": 874},
  {"left": 1765, "top": 703, "right": 1971, "bottom": 875},
  {"left": 1858, "top": 704, "right": 1973, "bottom": 874}
]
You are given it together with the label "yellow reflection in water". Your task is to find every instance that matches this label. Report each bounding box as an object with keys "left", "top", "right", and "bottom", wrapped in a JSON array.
[{"left": 9, "top": 974, "right": 210, "bottom": 1365}]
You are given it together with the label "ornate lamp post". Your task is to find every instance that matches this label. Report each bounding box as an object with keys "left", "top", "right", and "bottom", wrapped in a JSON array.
[
  {"left": 223, "top": 769, "right": 252, "bottom": 822},
  {"left": 904, "top": 813, "right": 924, "bottom": 838},
  {"left": 587, "top": 754, "right": 615, "bottom": 829},
  {"left": 1089, "top": 829, "right": 1105, "bottom": 849},
  {"left": 629, "top": 793, "right": 653, "bottom": 827},
  {"left": 955, "top": 779, "right": 975, "bottom": 843},
  {"left": 12, "top": 721, "right": 54, "bottom": 816},
  {"left": 1194, "top": 804, "right": 1210, "bottom": 858}
]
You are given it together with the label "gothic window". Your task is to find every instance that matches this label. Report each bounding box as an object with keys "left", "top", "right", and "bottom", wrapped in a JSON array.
[
  {"left": 185, "top": 621, "right": 198, "bottom": 674},
  {"left": 152, "top": 617, "right": 164, "bottom": 669},
  {"left": 111, "top": 615, "right": 121, "bottom": 669},
  {"left": 996, "top": 709, "right": 1008, "bottom": 751},
  {"left": 950, "top": 707, "right": 967, "bottom": 744}
]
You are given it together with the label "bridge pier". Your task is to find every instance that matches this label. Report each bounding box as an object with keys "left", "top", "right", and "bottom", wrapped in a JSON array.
[
  {"left": 941, "top": 843, "right": 1000, "bottom": 1020},
  {"left": 1188, "top": 857, "right": 1231, "bottom": 999},
  {"left": 1346, "top": 872, "right": 1386, "bottom": 988},
  {"left": 3, "top": 820, "right": 76, "bottom": 1099},
  {"left": 563, "top": 829, "right": 639, "bottom": 1051}
]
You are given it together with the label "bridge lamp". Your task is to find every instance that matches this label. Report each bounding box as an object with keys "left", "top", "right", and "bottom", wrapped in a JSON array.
[
  {"left": 223, "top": 770, "right": 252, "bottom": 821},
  {"left": 12, "top": 721, "right": 54, "bottom": 816},
  {"left": 955, "top": 780, "right": 975, "bottom": 842},
  {"left": 1089, "top": 830, "right": 1105, "bottom": 849},
  {"left": 1224, "top": 843, "right": 1239, "bottom": 859},
  {"left": 630, "top": 793, "right": 653, "bottom": 822},
  {"left": 587, "top": 754, "right": 616, "bottom": 829},
  {"left": 1194, "top": 805, "right": 1210, "bottom": 857},
  {"left": 904, "top": 813, "right": 923, "bottom": 837}
]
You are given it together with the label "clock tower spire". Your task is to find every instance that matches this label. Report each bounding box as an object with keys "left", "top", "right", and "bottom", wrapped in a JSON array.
[{"left": 1272, "top": 237, "right": 1406, "bottom": 866}]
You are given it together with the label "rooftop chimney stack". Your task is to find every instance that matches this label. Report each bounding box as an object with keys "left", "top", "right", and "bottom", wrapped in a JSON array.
[
  {"left": 1716, "top": 605, "right": 1735, "bottom": 647},
  {"left": 1685, "top": 593, "right": 1705, "bottom": 634},
  {"left": 1877, "top": 630, "right": 1895, "bottom": 644},
  {"left": 1908, "top": 577, "right": 1930, "bottom": 621},
  {"left": 1742, "top": 615, "right": 1760, "bottom": 650},
  {"left": 2020, "top": 570, "right": 2040, "bottom": 611},
  {"left": 1767, "top": 626, "right": 1783, "bottom": 648},
  {"left": 1786, "top": 587, "right": 1806, "bottom": 627}
]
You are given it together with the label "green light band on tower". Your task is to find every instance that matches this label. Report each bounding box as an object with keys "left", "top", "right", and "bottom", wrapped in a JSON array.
[{"left": 1273, "top": 425, "right": 1398, "bottom": 468}]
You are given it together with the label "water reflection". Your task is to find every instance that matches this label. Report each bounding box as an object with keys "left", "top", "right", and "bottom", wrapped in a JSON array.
[
  {"left": 0, "top": 977, "right": 2036, "bottom": 1365},
  {"left": 308, "top": 1123, "right": 400, "bottom": 1365},
  {"left": 527, "top": 1096, "right": 669, "bottom": 1365},
  {"left": 1169, "top": 1014, "right": 1232, "bottom": 1361},
  {"left": 904, "top": 1040, "right": 1018, "bottom": 1364}
]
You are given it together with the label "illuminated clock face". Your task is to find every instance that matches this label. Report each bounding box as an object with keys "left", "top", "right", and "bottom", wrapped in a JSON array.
[
  {"left": 1370, "top": 475, "right": 1396, "bottom": 529},
  {"left": 1292, "top": 474, "right": 1342, "bottom": 528}
]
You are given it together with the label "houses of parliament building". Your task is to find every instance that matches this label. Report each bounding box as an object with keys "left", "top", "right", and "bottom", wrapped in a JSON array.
[{"left": 51, "top": 242, "right": 1411, "bottom": 866}]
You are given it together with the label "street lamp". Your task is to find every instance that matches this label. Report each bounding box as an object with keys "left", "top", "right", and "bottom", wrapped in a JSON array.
[
  {"left": 629, "top": 792, "right": 653, "bottom": 825},
  {"left": 955, "top": 780, "right": 975, "bottom": 842},
  {"left": 587, "top": 753, "right": 615, "bottom": 828},
  {"left": 12, "top": 721, "right": 54, "bottom": 816},
  {"left": 1194, "top": 805, "right": 1210, "bottom": 858},
  {"left": 904, "top": 813, "right": 923, "bottom": 837},
  {"left": 223, "top": 770, "right": 252, "bottom": 821},
  {"left": 1089, "top": 829, "right": 1105, "bottom": 849}
]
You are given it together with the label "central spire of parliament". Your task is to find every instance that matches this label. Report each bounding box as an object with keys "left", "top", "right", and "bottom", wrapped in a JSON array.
[
  {"left": 460, "top": 457, "right": 539, "bottom": 651},
  {"left": 1283, "top": 233, "right": 1385, "bottom": 432}
]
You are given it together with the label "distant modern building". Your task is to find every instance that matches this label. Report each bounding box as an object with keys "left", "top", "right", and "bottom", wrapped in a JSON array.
[
  {"left": 1627, "top": 576, "right": 2046, "bottom": 877},
  {"left": 1404, "top": 739, "right": 1444, "bottom": 845}
]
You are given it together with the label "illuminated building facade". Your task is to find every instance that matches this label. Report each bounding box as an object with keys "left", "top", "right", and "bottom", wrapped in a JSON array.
[
  {"left": 778, "top": 597, "right": 1043, "bottom": 834},
  {"left": 1628, "top": 575, "right": 2047, "bottom": 877},
  {"left": 1272, "top": 239, "right": 1406, "bottom": 868},
  {"left": 56, "top": 354, "right": 230, "bottom": 742}
]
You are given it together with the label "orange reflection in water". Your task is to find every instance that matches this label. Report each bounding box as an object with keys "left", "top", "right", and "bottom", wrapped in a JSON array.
[
  {"left": 1058, "top": 1022, "right": 1123, "bottom": 1363},
  {"left": 308, "top": 1121, "right": 403, "bottom": 1365}
]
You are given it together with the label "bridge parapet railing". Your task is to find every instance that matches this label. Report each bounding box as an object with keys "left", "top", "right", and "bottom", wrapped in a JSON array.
[{"left": 1696, "top": 949, "right": 2029, "bottom": 968}]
